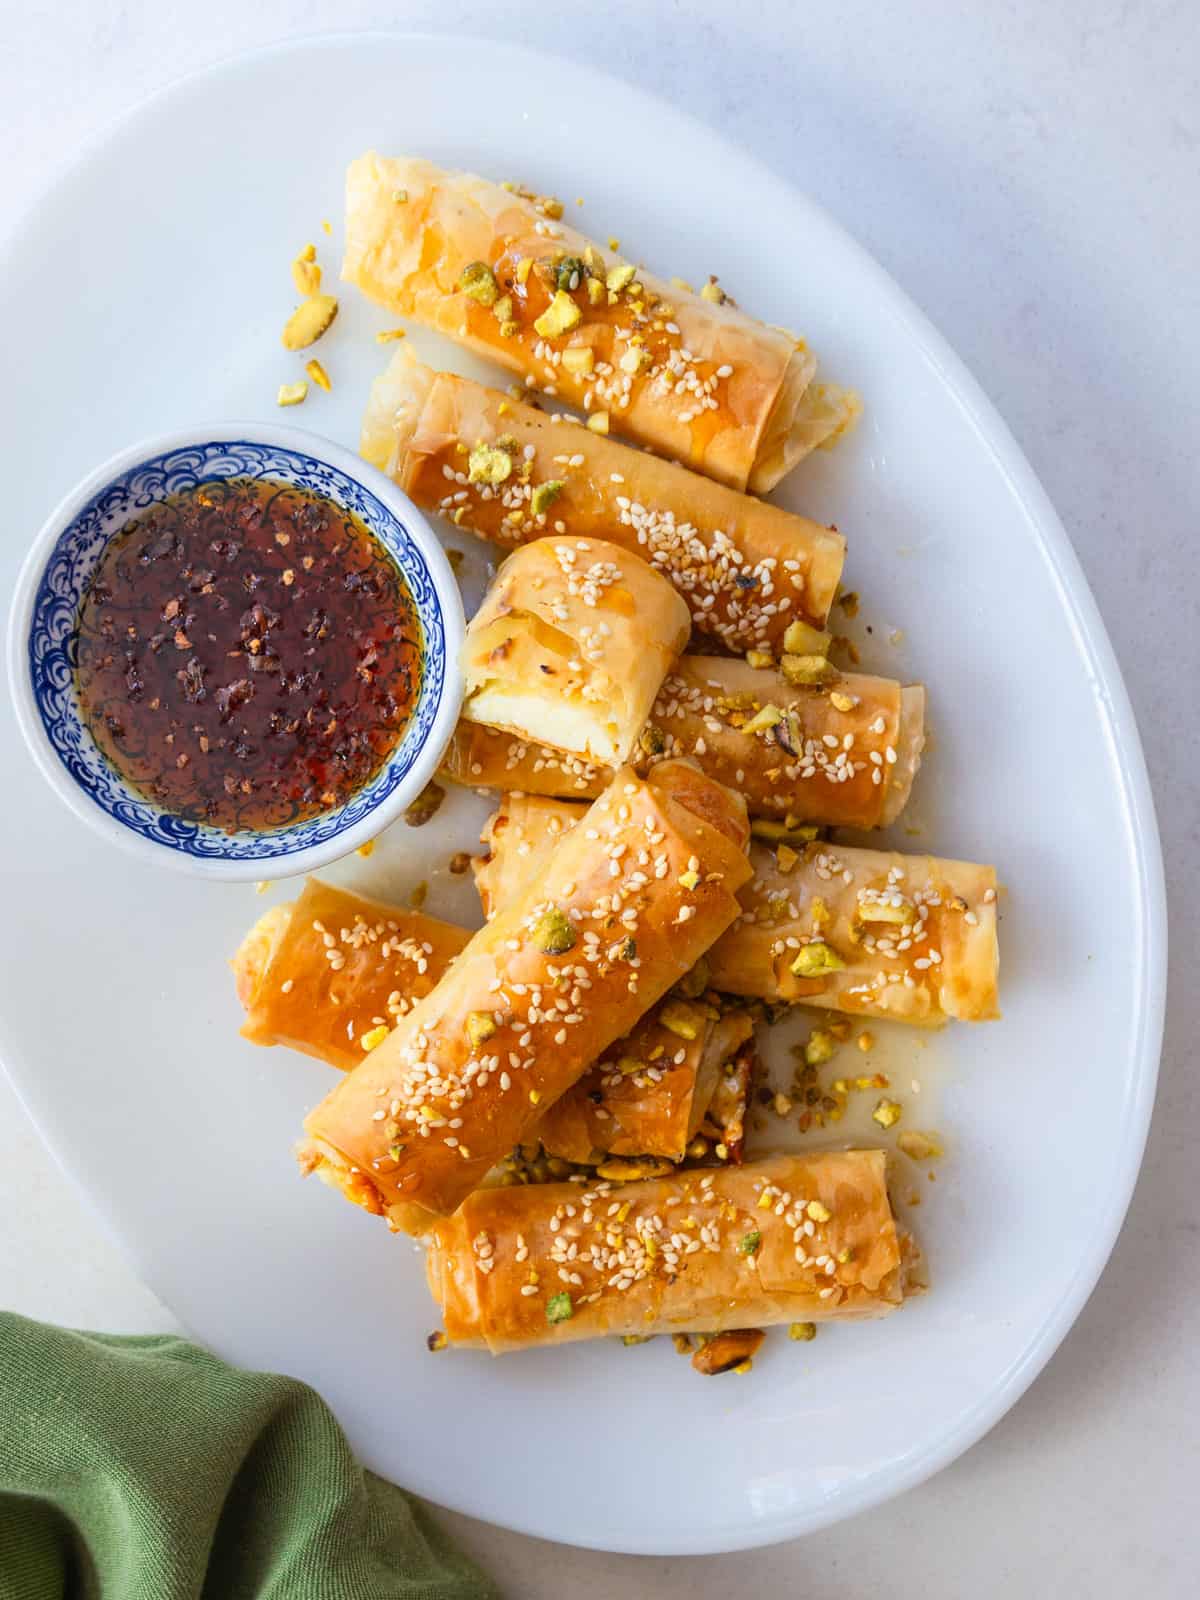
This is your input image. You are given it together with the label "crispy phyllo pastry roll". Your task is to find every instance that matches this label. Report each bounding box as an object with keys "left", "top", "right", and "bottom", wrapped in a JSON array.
[
  {"left": 233, "top": 879, "right": 471, "bottom": 1071},
  {"left": 711, "top": 841, "right": 1000, "bottom": 1023},
  {"left": 299, "top": 762, "right": 753, "bottom": 1233},
  {"left": 344, "top": 154, "right": 858, "bottom": 492},
  {"left": 425, "top": 1150, "right": 908, "bottom": 1352},
  {"left": 536, "top": 1006, "right": 754, "bottom": 1167},
  {"left": 362, "top": 353, "right": 845, "bottom": 650},
  {"left": 475, "top": 796, "right": 999, "bottom": 1024},
  {"left": 447, "top": 655, "right": 924, "bottom": 828},
  {"left": 461, "top": 536, "right": 690, "bottom": 768},
  {"left": 232, "top": 876, "right": 750, "bottom": 1166}
]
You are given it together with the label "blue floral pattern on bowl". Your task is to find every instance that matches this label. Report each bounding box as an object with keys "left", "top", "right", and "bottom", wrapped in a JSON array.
[{"left": 26, "top": 440, "right": 447, "bottom": 861}]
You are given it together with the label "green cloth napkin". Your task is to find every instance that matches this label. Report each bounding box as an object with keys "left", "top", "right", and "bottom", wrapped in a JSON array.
[{"left": 0, "top": 1313, "right": 498, "bottom": 1600}]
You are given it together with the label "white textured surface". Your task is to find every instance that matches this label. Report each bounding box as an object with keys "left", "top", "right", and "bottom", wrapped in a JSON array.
[{"left": 1, "top": 1, "right": 1195, "bottom": 1592}]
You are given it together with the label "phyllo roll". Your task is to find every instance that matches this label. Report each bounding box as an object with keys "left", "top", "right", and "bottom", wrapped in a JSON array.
[
  {"left": 362, "top": 353, "right": 846, "bottom": 650},
  {"left": 461, "top": 536, "right": 690, "bottom": 768},
  {"left": 448, "top": 652, "right": 928, "bottom": 825},
  {"left": 447, "top": 655, "right": 924, "bottom": 828},
  {"left": 535, "top": 1006, "right": 754, "bottom": 1167},
  {"left": 299, "top": 761, "right": 753, "bottom": 1233},
  {"left": 425, "top": 1150, "right": 908, "bottom": 1352},
  {"left": 474, "top": 796, "right": 1000, "bottom": 1025},
  {"left": 233, "top": 879, "right": 470, "bottom": 1071},
  {"left": 710, "top": 841, "right": 1000, "bottom": 1023},
  {"left": 344, "top": 154, "right": 859, "bottom": 493},
  {"left": 650, "top": 657, "right": 925, "bottom": 830}
]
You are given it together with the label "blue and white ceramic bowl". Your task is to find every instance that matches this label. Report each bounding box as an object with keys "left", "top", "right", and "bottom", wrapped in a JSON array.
[{"left": 8, "top": 426, "right": 465, "bottom": 880}]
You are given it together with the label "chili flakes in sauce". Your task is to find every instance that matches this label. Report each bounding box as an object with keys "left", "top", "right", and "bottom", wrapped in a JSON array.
[{"left": 75, "top": 476, "right": 422, "bottom": 832}]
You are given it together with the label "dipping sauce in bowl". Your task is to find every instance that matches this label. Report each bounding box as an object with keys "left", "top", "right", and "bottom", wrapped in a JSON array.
[{"left": 74, "top": 476, "right": 422, "bottom": 833}]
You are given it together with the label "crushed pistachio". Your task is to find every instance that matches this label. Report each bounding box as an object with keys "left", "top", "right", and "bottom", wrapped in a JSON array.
[
  {"left": 701, "top": 278, "right": 726, "bottom": 304},
  {"left": 466, "top": 1011, "right": 498, "bottom": 1050},
  {"left": 789, "top": 1321, "right": 817, "bottom": 1342},
  {"left": 804, "top": 1029, "right": 838, "bottom": 1067},
  {"left": 776, "top": 844, "right": 799, "bottom": 874},
  {"left": 530, "top": 480, "right": 564, "bottom": 518},
  {"left": 672, "top": 1333, "right": 692, "bottom": 1355},
  {"left": 606, "top": 262, "right": 636, "bottom": 293},
  {"left": 281, "top": 294, "right": 338, "bottom": 350},
  {"left": 781, "top": 652, "right": 835, "bottom": 687},
  {"left": 292, "top": 247, "right": 321, "bottom": 296},
  {"left": 531, "top": 906, "right": 577, "bottom": 955},
  {"left": 561, "top": 345, "right": 595, "bottom": 376},
  {"left": 744, "top": 649, "right": 775, "bottom": 670},
  {"left": 545, "top": 1292, "right": 573, "bottom": 1324},
  {"left": 457, "top": 261, "right": 499, "bottom": 305},
  {"left": 408, "top": 881, "right": 428, "bottom": 910},
  {"left": 685, "top": 1136, "right": 709, "bottom": 1161},
  {"left": 426, "top": 1330, "right": 448, "bottom": 1352},
  {"left": 393, "top": 189, "right": 408, "bottom": 203},
  {"left": 750, "top": 818, "right": 821, "bottom": 846},
  {"left": 618, "top": 346, "right": 651, "bottom": 375},
  {"left": 805, "top": 1199, "right": 832, "bottom": 1223},
  {"left": 467, "top": 442, "right": 514, "bottom": 486},
  {"left": 872, "top": 1098, "right": 903, "bottom": 1129},
  {"left": 356, "top": 839, "right": 375, "bottom": 859},
  {"left": 584, "top": 277, "right": 606, "bottom": 307},
  {"left": 305, "top": 358, "right": 331, "bottom": 392},
  {"left": 637, "top": 723, "right": 666, "bottom": 756},
  {"left": 739, "top": 1231, "right": 761, "bottom": 1255},
  {"left": 360, "top": 1025, "right": 389, "bottom": 1052},
  {"left": 533, "top": 290, "right": 582, "bottom": 339},
  {"left": 691, "top": 1328, "right": 764, "bottom": 1374},
  {"left": 897, "top": 1129, "right": 942, "bottom": 1160},
  {"left": 555, "top": 255, "right": 586, "bottom": 292},
  {"left": 621, "top": 1334, "right": 652, "bottom": 1346},
  {"left": 857, "top": 896, "right": 915, "bottom": 925},
  {"left": 830, "top": 691, "right": 857, "bottom": 712},
  {"left": 404, "top": 781, "right": 445, "bottom": 827},
  {"left": 678, "top": 868, "right": 701, "bottom": 891},
  {"left": 857, "top": 1030, "right": 875, "bottom": 1053},
  {"left": 782, "top": 620, "right": 832, "bottom": 656},
  {"left": 276, "top": 381, "right": 307, "bottom": 407},
  {"left": 742, "top": 703, "right": 783, "bottom": 735},
  {"left": 659, "top": 1000, "right": 703, "bottom": 1040},
  {"left": 597, "top": 1155, "right": 674, "bottom": 1182},
  {"left": 375, "top": 328, "right": 407, "bottom": 343},
  {"left": 587, "top": 412, "right": 609, "bottom": 434}
]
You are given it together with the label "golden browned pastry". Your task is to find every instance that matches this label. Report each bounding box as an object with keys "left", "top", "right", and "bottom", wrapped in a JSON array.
[
  {"left": 475, "top": 795, "right": 999, "bottom": 1025},
  {"left": 425, "top": 1150, "right": 908, "bottom": 1352},
  {"left": 299, "top": 762, "right": 753, "bottom": 1233},
  {"left": 344, "top": 154, "right": 859, "bottom": 492},
  {"left": 233, "top": 879, "right": 471, "bottom": 1071},
  {"left": 362, "top": 352, "right": 845, "bottom": 652},
  {"left": 461, "top": 536, "right": 690, "bottom": 768},
  {"left": 445, "top": 654, "right": 925, "bottom": 828}
]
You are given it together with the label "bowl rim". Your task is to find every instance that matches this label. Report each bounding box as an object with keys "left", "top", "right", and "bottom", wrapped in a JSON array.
[{"left": 6, "top": 421, "right": 466, "bottom": 882}]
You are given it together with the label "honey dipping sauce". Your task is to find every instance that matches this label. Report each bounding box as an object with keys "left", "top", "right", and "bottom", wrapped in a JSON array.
[{"left": 75, "top": 477, "right": 423, "bottom": 832}]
